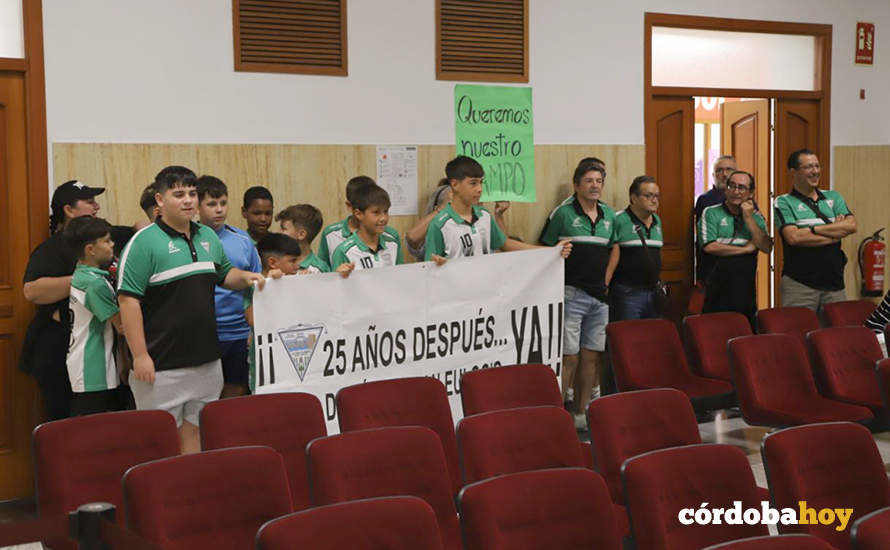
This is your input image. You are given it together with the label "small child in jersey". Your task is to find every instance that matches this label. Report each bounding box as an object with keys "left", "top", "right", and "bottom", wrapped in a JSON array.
[
  {"left": 330, "top": 184, "right": 404, "bottom": 277},
  {"left": 245, "top": 233, "right": 300, "bottom": 392},
  {"left": 275, "top": 204, "right": 331, "bottom": 274},
  {"left": 63, "top": 216, "right": 124, "bottom": 415}
]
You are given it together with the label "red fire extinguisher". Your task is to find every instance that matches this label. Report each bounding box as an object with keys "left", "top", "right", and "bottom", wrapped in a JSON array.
[{"left": 859, "top": 228, "right": 885, "bottom": 296}]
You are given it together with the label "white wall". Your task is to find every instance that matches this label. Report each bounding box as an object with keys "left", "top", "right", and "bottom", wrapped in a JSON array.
[{"left": 43, "top": 0, "right": 890, "bottom": 146}]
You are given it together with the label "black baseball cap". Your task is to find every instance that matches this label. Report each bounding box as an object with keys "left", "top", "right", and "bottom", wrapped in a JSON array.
[{"left": 51, "top": 180, "right": 105, "bottom": 214}]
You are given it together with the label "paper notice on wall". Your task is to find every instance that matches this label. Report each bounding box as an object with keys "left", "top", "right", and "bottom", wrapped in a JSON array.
[{"left": 376, "top": 145, "right": 418, "bottom": 216}]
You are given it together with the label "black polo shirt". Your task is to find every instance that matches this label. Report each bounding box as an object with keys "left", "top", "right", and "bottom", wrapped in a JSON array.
[
  {"left": 539, "top": 195, "right": 616, "bottom": 302},
  {"left": 611, "top": 208, "right": 663, "bottom": 287},
  {"left": 774, "top": 188, "right": 851, "bottom": 291}
]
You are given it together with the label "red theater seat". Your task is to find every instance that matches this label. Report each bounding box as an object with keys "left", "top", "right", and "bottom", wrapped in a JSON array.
[
  {"left": 761, "top": 422, "right": 890, "bottom": 549},
  {"left": 702, "top": 534, "right": 838, "bottom": 549},
  {"left": 458, "top": 364, "right": 594, "bottom": 469},
  {"left": 851, "top": 506, "right": 890, "bottom": 550},
  {"left": 33, "top": 410, "right": 180, "bottom": 550},
  {"left": 728, "top": 334, "right": 874, "bottom": 427},
  {"left": 458, "top": 468, "right": 621, "bottom": 550},
  {"left": 199, "top": 392, "right": 326, "bottom": 511},
  {"left": 586, "top": 388, "right": 700, "bottom": 505},
  {"left": 307, "top": 426, "right": 461, "bottom": 550},
  {"left": 823, "top": 299, "right": 876, "bottom": 327},
  {"left": 459, "top": 364, "right": 560, "bottom": 416},
  {"left": 878, "top": 358, "right": 890, "bottom": 426},
  {"left": 256, "top": 496, "right": 443, "bottom": 550},
  {"left": 607, "top": 319, "right": 734, "bottom": 411},
  {"left": 336, "top": 377, "right": 462, "bottom": 496},
  {"left": 123, "top": 446, "right": 293, "bottom": 550},
  {"left": 807, "top": 327, "right": 884, "bottom": 413},
  {"left": 756, "top": 306, "right": 820, "bottom": 345},
  {"left": 684, "top": 312, "right": 753, "bottom": 381},
  {"left": 622, "top": 444, "right": 768, "bottom": 549}
]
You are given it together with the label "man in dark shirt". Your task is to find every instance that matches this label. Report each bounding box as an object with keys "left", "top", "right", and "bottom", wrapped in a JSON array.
[{"left": 694, "top": 155, "right": 736, "bottom": 282}]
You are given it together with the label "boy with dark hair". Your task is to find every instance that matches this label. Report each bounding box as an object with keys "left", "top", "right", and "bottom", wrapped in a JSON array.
[
  {"left": 242, "top": 185, "right": 274, "bottom": 243},
  {"left": 139, "top": 184, "right": 159, "bottom": 223},
  {"left": 331, "top": 185, "right": 404, "bottom": 276},
  {"left": 63, "top": 216, "right": 124, "bottom": 416},
  {"left": 426, "top": 156, "right": 571, "bottom": 260},
  {"left": 245, "top": 233, "right": 299, "bottom": 391},
  {"left": 276, "top": 204, "right": 330, "bottom": 273},
  {"left": 317, "top": 176, "right": 400, "bottom": 266},
  {"left": 197, "top": 175, "right": 262, "bottom": 398},
  {"left": 118, "top": 165, "right": 268, "bottom": 453}
]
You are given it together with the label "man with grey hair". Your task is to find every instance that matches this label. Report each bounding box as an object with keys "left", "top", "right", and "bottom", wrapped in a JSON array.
[{"left": 695, "top": 155, "right": 737, "bottom": 282}]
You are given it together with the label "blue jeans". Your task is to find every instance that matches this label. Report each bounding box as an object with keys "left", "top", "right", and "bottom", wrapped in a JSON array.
[{"left": 609, "top": 283, "right": 662, "bottom": 321}]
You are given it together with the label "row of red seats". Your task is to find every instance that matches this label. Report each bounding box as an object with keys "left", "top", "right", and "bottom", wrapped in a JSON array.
[
  {"left": 32, "top": 380, "right": 890, "bottom": 549},
  {"left": 609, "top": 309, "right": 890, "bottom": 428}
]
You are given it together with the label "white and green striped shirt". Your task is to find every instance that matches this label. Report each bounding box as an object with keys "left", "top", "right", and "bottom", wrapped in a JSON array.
[{"left": 67, "top": 264, "right": 119, "bottom": 392}]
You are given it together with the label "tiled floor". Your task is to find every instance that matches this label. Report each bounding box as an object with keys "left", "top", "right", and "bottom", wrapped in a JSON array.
[{"left": 4, "top": 415, "right": 890, "bottom": 549}]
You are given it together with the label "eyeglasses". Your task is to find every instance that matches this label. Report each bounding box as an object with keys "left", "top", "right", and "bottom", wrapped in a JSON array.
[
  {"left": 797, "top": 163, "right": 821, "bottom": 171},
  {"left": 726, "top": 183, "right": 751, "bottom": 192},
  {"left": 637, "top": 192, "right": 660, "bottom": 201},
  {"left": 715, "top": 166, "right": 736, "bottom": 173}
]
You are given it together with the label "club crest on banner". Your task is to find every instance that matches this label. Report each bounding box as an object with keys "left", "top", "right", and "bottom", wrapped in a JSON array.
[{"left": 278, "top": 325, "right": 326, "bottom": 381}]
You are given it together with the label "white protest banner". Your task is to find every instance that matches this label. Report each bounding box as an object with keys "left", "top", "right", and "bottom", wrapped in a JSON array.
[{"left": 252, "top": 248, "right": 564, "bottom": 433}]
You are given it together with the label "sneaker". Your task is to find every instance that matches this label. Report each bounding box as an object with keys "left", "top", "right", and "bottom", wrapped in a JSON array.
[
  {"left": 565, "top": 388, "right": 575, "bottom": 402},
  {"left": 591, "top": 386, "right": 601, "bottom": 399},
  {"left": 574, "top": 412, "right": 587, "bottom": 431}
]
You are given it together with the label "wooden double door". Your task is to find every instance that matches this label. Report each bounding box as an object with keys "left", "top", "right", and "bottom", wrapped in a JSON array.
[{"left": 646, "top": 96, "right": 823, "bottom": 320}]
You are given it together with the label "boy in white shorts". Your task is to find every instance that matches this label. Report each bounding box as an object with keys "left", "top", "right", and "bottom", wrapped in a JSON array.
[{"left": 117, "top": 166, "right": 268, "bottom": 453}]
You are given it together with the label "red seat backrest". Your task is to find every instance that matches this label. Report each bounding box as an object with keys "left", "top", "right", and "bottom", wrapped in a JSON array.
[
  {"left": 200, "top": 392, "right": 326, "bottom": 511},
  {"left": 33, "top": 410, "right": 180, "bottom": 550},
  {"left": 123, "top": 446, "right": 294, "bottom": 550},
  {"left": 702, "top": 534, "right": 838, "bottom": 549},
  {"left": 256, "top": 496, "right": 444, "bottom": 550},
  {"left": 606, "top": 319, "right": 694, "bottom": 390},
  {"left": 459, "top": 364, "right": 561, "bottom": 416},
  {"left": 807, "top": 327, "right": 883, "bottom": 407},
  {"left": 823, "top": 299, "right": 876, "bottom": 327},
  {"left": 851, "top": 506, "right": 890, "bottom": 550},
  {"left": 684, "top": 312, "right": 753, "bottom": 380},
  {"left": 586, "top": 388, "right": 700, "bottom": 504},
  {"left": 622, "top": 444, "right": 767, "bottom": 550},
  {"left": 307, "top": 426, "right": 461, "bottom": 550},
  {"left": 756, "top": 307, "right": 820, "bottom": 345},
  {"left": 336, "top": 377, "right": 461, "bottom": 496},
  {"left": 458, "top": 468, "right": 621, "bottom": 550},
  {"left": 878, "top": 358, "right": 890, "bottom": 423},
  {"left": 761, "top": 422, "right": 890, "bottom": 549},
  {"left": 456, "top": 406, "right": 583, "bottom": 485}
]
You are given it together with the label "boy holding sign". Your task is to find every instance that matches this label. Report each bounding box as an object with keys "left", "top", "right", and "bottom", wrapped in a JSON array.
[
  {"left": 331, "top": 184, "right": 405, "bottom": 277},
  {"left": 425, "top": 156, "right": 572, "bottom": 261}
]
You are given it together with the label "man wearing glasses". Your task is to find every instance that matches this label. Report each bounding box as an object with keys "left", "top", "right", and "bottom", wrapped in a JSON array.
[
  {"left": 610, "top": 176, "right": 664, "bottom": 321},
  {"left": 694, "top": 156, "right": 737, "bottom": 282},
  {"left": 698, "top": 171, "right": 773, "bottom": 326},
  {"left": 775, "top": 149, "right": 856, "bottom": 312}
]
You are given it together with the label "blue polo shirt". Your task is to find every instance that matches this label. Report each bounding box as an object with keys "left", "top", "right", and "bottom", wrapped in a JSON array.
[{"left": 214, "top": 224, "right": 261, "bottom": 341}]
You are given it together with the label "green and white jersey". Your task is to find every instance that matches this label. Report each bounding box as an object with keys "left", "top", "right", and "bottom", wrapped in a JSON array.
[
  {"left": 299, "top": 251, "right": 331, "bottom": 274},
  {"left": 774, "top": 188, "right": 851, "bottom": 290},
  {"left": 317, "top": 217, "right": 400, "bottom": 267},
  {"left": 117, "top": 219, "right": 233, "bottom": 371},
  {"left": 698, "top": 203, "right": 767, "bottom": 247},
  {"left": 331, "top": 231, "right": 404, "bottom": 270},
  {"left": 67, "top": 264, "right": 119, "bottom": 392},
  {"left": 611, "top": 208, "right": 664, "bottom": 287},
  {"left": 424, "top": 203, "right": 506, "bottom": 261}
]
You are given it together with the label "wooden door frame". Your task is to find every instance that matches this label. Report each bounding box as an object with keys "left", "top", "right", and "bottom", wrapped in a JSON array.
[
  {"left": 644, "top": 12, "right": 832, "bottom": 307},
  {"left": 1, "top": 0, "right": 49, "bottom": 252}
]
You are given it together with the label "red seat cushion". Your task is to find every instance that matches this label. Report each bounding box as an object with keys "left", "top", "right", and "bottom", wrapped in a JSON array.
[
  {"left": 729, "top": 334, "right": 873, "bottom": 427},
  {"left": 684, "top": 312, "right": 753, "bottom": 381},
  {"left": 808, "top": 327, "right": 884, "bottom": 412}
]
